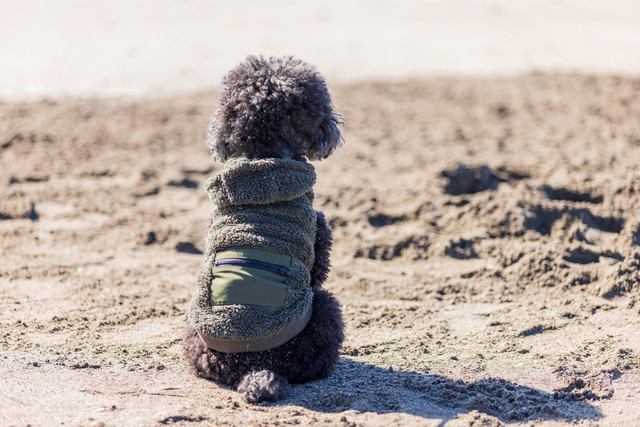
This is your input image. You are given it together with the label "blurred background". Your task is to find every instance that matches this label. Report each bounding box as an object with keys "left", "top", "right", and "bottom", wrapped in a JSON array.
[{"left": 2, "top": 0, "right": 640, "bottom": 99}]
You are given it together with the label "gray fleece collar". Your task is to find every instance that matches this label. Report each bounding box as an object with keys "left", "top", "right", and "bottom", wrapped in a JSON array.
[{"left": 206, "top": 158, "right": 316, "bottom": 207}]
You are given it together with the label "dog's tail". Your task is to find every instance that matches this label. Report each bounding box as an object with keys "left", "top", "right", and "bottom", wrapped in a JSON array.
[{"left": 237, "top": 370, "right": 289, "bottom": 403}]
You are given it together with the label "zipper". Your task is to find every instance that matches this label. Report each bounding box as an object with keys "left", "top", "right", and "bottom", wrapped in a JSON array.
[{"left": 213, "top": 258, "right": 294, "bottom": 278}]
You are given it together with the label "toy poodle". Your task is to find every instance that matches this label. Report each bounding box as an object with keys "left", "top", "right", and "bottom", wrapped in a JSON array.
[{"left": 183, "top": 55, "right": 344, "bottom": 403}]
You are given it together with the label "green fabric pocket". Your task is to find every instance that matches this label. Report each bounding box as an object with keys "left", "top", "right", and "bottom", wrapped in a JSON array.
[{"left": 210, "top": 248, "right": 292, "bottom": 308}]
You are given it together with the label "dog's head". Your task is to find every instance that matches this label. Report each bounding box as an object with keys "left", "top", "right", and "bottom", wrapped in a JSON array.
[{"left": 207, "top": 56, "right": 343, "bottom": 162}]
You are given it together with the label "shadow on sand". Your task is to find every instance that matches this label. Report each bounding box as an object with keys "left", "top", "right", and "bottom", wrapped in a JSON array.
[{"left": 282, "top": 359, "right": 601, "bottom": 424}]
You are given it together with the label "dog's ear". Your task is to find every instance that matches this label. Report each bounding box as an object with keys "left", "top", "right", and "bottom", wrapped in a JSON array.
[
  {"left": 206, "top": 114, "right": 226, "bottom": 162},
  {"left": 304, "top": 97, "right": 343, "bottom": 161},
  {"left": 207, "top": 110, "right": 234, "bottom": 162}
]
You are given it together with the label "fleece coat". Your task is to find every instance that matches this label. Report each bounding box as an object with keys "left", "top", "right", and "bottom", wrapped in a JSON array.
[{"left": 188, "top": 158, "right": 317, "bottom": 344}]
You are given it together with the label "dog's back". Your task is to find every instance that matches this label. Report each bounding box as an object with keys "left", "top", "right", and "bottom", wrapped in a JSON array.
[{"left": 189, "top": 158, "right": 318, "bottom": 353}]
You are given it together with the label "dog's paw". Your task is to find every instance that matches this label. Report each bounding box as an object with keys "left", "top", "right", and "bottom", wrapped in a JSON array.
[{"left": 237, "top": 370, "right": 289, "bottom": 403}]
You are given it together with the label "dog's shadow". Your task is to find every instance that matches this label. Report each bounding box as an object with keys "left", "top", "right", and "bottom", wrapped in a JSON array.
[{"left": 281, "top": 359, "right": 601, "bottom": 424}]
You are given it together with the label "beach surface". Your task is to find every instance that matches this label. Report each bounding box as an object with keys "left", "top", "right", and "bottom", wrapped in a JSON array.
[{"left": 2, "top": 74, "right": 640, "bottom": 426}]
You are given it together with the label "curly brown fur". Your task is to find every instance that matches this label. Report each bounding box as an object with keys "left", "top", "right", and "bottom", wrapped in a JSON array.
[
  {"left": 311, "top": 211, "right": 333, "bottom": 289},
  {"left": 183, "top": 288, "right": 343, "bottom": 401},
  {"left": 207, "top": 55, "right": 342, "bottom": 161}
]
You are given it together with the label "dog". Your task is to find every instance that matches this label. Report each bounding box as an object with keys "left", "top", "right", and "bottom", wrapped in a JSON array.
[{"left": 183, "top": 55, "right": 344, "bottom": 403}]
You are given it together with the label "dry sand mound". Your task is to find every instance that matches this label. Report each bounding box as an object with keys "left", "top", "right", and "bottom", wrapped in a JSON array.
[{"left": 1, "top": 74, "right": 640, "bottom": 426}]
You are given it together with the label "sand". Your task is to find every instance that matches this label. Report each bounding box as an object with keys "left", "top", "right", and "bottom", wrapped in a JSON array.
[{"left": 1, "top": 74, "right": 640, "bottom": 426}]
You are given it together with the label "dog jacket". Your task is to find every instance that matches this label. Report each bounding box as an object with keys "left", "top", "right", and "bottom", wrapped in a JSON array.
[{"left": 188, "top": 158, "right": 317, "bottom": 352}]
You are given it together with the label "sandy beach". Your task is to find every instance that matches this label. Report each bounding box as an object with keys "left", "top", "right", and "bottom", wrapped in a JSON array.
[{"left": 2, "top": 74, "right": 640, "bottom": 426}]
